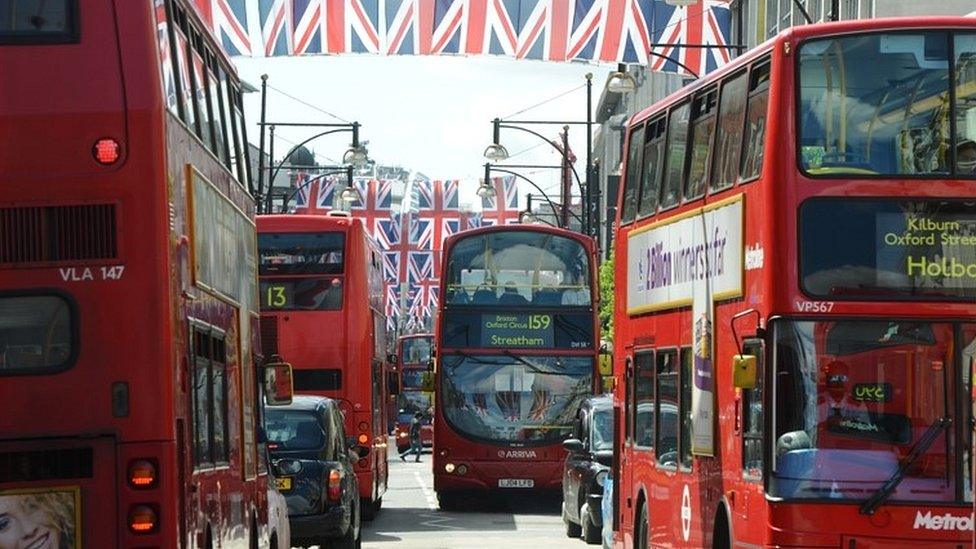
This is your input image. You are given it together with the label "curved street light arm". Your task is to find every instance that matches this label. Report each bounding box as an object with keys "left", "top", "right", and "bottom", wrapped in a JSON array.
[
  {"left": 278, "top": 167, "right": 353, "bottom": 213},
  {"left": 645, "top": 50, "right": 700, "bottom": 79},
  {"left": 489, "top": 167, "right": 583, "bottom": 226},
  {"left": 267, "top": 125, "right": 358, "bottom": 185},
  {"left": 498, "top": 123, "right": 586, "bottom": 195}
]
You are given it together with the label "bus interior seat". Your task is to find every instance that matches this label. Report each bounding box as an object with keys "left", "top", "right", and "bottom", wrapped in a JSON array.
[
  {"left": 499, "top": 290, "right": 528, "bottom": 305},
  {"left": 472, "top": 287, "right": 497, "bottom": 304},
  {"left": 532, "top": 288, "right": 562, "bottom": 305},
  {"left": 776, "top": 430, "right": 812, "bottom": 457},
  {"left": 448, "top": 288, "right": 470, "bottom": 304}
]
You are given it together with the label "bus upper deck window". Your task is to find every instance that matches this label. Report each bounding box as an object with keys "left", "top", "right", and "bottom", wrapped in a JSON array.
[{"left": 0, "top": 0, "right": 76, "bottom": 43}]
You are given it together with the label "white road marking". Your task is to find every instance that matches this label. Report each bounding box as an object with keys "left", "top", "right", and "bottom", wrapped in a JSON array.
[{"left": 414, "top": 470, "right": 438, "bottom": 510}]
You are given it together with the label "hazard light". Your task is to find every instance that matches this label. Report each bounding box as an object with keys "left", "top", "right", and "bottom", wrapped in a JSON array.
[
  {"left": 92, "top": 138, "right": 121, "bottom": 165},
  {"left": 128, "top": 504, "right": 158, "bottom": 534}
]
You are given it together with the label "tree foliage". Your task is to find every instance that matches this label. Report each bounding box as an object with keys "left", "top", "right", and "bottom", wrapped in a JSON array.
[{"left": 598, "top": 251, "right": 614, "bottom": 344}]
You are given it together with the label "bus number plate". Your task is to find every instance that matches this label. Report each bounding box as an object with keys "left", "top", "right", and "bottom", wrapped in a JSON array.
[
  {"left": 498, "top": 478, "right": 534, "bottom": 488},
  {"left": 275, "top": 477, "right": 292, "bottom": 491}
]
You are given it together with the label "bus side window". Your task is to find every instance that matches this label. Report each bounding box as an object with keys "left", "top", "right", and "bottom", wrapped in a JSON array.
[
  {"left": 741, "top": 339, "right": 765, "bottom": 480},
  {"left": 634, "top": 350, "right": 655, "bottom": 449},
  {"left": 660, "top": 103, "right": 690, "bottom": 209},
  {"left": 710, "top": 70, "right": 748, "bottom": 191},
  {"left": 619, "top": 125, "right": 645, "bottom": 224},
  {"left": 636, "top": 118, "right": 666, "bottom": 218},
  {"left": 679, "top": 347, "right": 692, "bottom": 470},
  {"left": 740, "top": 60, "right": 771, "bottom": 182},
  {"left": 625, "top": 356, "right": 634, "bottom": 444},
  {"left": 685, "top": 88, "right": 718, "bottom": 200},
  {"left": 655, "top": 350, "right": 678, "bottom": 468}
]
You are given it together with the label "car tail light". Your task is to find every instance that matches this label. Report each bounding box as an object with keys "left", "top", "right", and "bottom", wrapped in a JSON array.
[
  {"left": 128, "top": 459, "right": 158, "bottom": 489},
  {"left": 128, "top": 505, "right": 158, "bottom": 534},
  {"left": 93, "top": 138, "right": 121, "bottom": 165},
  {"left": 327, "top": 469, "right": 342, "bottom": 501}
]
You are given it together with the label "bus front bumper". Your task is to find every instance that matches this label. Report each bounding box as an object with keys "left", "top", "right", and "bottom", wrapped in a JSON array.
[{"left": 433, "top": 459, "right": 563, "bottom": 492}]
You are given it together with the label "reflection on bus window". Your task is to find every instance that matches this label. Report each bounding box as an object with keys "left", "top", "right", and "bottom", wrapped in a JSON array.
[
  {"left": 445, "top": 231, "right": 591, "bottom": 307},
  {"left": 258, "top": 232, "right": 344, "bottom": 275},
  {"left": 770, "top": 319, "right": 960, "bottom": 504},
  {"left": 440, "top": 355, "right": 592, "bottom": 446},
  {"left": 798, "top": 32, "right": 976, "bottom": 177},
  {"left": 402, "top": 337, "right": 432, "bottom": 364},
  {"left": 0, "top": 295, "right": 72, "bottom": 373}
]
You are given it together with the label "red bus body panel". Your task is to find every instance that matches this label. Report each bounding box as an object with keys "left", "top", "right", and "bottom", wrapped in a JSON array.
[
  {"left": 0, "top": 2, "right": 279, "bottom": 547},
  {"left": 612, "top": 16, "right": 976, "bottom": 549}
]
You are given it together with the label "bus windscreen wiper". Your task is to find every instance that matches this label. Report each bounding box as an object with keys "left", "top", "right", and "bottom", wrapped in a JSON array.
[
  {"left": 501, "top": 350, "right": 546, "bottom": 374},
  {"left": 859, "top": 416, "right": 951, "bottom": 515}
]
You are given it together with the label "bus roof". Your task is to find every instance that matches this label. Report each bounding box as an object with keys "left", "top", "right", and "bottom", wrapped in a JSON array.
[
  {"left": 256, "top": 213, "right": 367, "bottom": 233},
  {"left": 443, "top": 223, "right": 596, "bottom": 254},
  {"left": 628, "top": 16, "right": 976, "bottom": 129}
]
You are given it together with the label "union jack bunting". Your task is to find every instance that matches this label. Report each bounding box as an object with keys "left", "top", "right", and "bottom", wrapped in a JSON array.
[
  {"left": 412, "top": 180, "right": 461, "bottom": 264},
  {"left": 207, "top": 0, "right": 733, "bottom": 74},
  {"left": 350, "top": 178, "right": 397, "bottom": 236},
  {"left": 292, "top": 172, "right": 340, "bottom": 213},
  {"left": 479, "top": 175, "right": 520, "bottom": 226}
]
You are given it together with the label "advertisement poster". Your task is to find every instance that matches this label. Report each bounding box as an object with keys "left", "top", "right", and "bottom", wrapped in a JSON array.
[
  {"left": 691, "top": 214, "right": 715, "bottom": 456},
  {"left": 0, "top": 486, "right": 80, "bottom": 548}
]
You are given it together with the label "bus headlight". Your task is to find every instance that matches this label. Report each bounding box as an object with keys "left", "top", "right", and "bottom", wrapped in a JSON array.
[
  {"left": 445, "top": 463, "right": 456, "bottom": 473},
  {"left": 595, "top": 470, "right": 608, "bottom": 488}
]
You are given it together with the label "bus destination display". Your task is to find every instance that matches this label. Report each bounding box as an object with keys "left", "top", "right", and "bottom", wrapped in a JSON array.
[
  {"left": 259, "top": 278, "right": 343, "bottom": 311},
  {"left": 801, "top": 199, "right": 976, "bottom": 299},
  {"left": 480, "top": 313, "right": 554, "bottom": 348}
]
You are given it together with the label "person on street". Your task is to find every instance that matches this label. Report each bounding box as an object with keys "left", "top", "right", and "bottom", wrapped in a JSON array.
[{"left": 400, "top": 411, "right": 423, "bottom": 462}]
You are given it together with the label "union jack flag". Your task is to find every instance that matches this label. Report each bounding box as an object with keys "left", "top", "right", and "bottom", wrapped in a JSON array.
[
  {"left": 479, "top": 175, "right": 520, "bottom": 226},
  {"left": 412, "top": 180, "right": 461, "bottom": 264},
  {"left": 211, "top": 0, "right": 732, "bottom": 73},
  {"left": 406, "top": 251, "right": 439, "bottom": 331},
  {"left": 292, "top": 172, "right": 339, "bottom": 213},
  {"left": 350, "top": 178, "right": 396, "bottom": 236}
]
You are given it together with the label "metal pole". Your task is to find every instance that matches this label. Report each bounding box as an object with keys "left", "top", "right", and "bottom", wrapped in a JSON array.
[
  {"left": 266, "top": 125, "right": 276, "bottom": 214},
  {"left": 257, "top": 74, "right": 269, "bottom": 212},
  {"left": 829, "top": 0, "right": 839, "bottom": 21},
  {"left": 585, "top": 73, "right": 594, "bottom": 242},
  {"left": 561, "top": 126, "right": 570, "bottom": 229}
]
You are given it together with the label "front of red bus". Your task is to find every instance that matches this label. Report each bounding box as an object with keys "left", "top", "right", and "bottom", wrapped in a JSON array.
[
  {"left": 395, "top": 335, "right": 435, "bottom": 453},
  {"left": 766, "top": 19, "right": 976, "bottom": 547},
  {"left": 433, "top": 226, "right": 599, "bottom": 508}
]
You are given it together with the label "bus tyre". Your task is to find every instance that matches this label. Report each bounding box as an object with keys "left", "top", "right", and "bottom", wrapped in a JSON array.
[
  {"left": 635, "top": 504, "right": 648, "bottom": 549},
  {"left": 712, "top": 506, "right": 730, "bottom": 549},
  {"left": 563, "top": 501, "right": 582, "bottom": 538},
  {"left": 581, "top": 502, "right": 600, "bottom": 544},
  {"left": 361, "top": 497, "right": 381, "bottom": 521}
]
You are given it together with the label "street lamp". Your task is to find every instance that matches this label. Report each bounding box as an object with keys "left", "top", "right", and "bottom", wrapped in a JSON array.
[
  {"left": 607, "top": 63, "right": 637, "bottom": 94},
  {"left": 339, "top": 184, "right": 361, "bottom": 204},
  {"left": 343, "top": 144, "right": 369, "bottom": 168},
  {"left": 476, "top": 181, "right": 497, "bottom": 199}
]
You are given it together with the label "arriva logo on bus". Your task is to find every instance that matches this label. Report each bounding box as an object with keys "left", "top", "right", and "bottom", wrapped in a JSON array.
[
  {"left": 498, "top": 449, "right": 538, "bottom": 459},
  {"left": 913, "top": 511, "right": 975, "bottom": 531}
]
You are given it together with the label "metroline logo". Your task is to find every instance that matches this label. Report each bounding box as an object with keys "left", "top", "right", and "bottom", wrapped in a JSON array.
[{"left": 913, "top": 511, "right": 974, "bottom": 531}]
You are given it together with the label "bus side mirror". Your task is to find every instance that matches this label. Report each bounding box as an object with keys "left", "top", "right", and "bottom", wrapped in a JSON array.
[
  {"left": 732, "top": 355, "right": 757, "bottom": 389},
  {"left": 426, "top": 359, "right": 435, "bottom": 372},
  {"left": 264, "top": 361, "right": 294, "bottom": 405},
  {"left": 421, "top": 371, "right": 435, "bottom": 392},
  {"left": 387, "top": 371, "right": 401, "bottom": 396},
  {"left": 388, "top": 354, "right": 398, "bottom": 365}
]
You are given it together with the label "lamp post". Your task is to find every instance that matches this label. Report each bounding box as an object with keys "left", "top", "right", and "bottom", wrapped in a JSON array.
[{"left": 483, "top": 73, "right": 593, "bottom": 237}]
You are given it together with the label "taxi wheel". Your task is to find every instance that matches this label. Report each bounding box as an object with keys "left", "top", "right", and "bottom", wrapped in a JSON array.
[
  {"left": 581, "top": 502, "right": 600, "bottom": 544},
  {"left": 563, "top": 501, "right": 582, "bottom": 538}
]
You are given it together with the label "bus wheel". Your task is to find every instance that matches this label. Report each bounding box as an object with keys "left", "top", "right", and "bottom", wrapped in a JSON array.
[
  {"left": 563, "top": 501, "right": 582, "bottom": 538},
  {"left": 712, "top": 506, "right": 730, "bottom": 549},
  {"left": 250, "top": 518, "right": 259, "bottom": 549},
  {"left": 635, "top": 503, "right": 649, "bottom": 549},
  {"left": 361, "top": 497, "right": 381, "bottom": 521}
]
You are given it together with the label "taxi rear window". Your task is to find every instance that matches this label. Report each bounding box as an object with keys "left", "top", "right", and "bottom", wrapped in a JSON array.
[{"left": 0, "top": 0, "right": 77, "bottom": 44}]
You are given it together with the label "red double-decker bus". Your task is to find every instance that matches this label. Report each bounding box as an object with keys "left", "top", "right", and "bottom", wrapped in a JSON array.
[
  {"left": 257, "top": 212, "right": 391, "bottom": 519},
  {"left": 432, "top": 224, "right": 600, "bottom": 508},
  {"left": 395, "top": 334, "right": 435, "bottom": 453},
  {"left": 610, "top": 17, "right": 976, "bottom": 549},
  {"left": 0, "top": 0, "right": 292, "bottom": 546}
]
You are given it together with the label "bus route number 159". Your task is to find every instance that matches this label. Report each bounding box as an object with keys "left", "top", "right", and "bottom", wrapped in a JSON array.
[{"left": 528, "top": 315, "right": 551, "bottom": 330}]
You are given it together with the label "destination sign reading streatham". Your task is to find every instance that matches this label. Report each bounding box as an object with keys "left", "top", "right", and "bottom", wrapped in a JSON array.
[
  {"left": 480, "top": 314, "right": 554, "bottom": 348},
  {"left": 801, "top": 199, "right": 976, "bottom": 299}
]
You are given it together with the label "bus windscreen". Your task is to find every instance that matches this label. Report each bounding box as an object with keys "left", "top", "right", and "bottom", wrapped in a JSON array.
[
  {"left": 444, "top": 231, "right": 591, "bottom": 307},
  {"left": 258, "top": 232, "right": 344, "bottom": 275},
  {"left": 800, "top": 199, "right": 976, "bottom": 299}
]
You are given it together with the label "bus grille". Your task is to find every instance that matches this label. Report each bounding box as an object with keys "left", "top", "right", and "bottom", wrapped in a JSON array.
[
  {"left": 0, "top": 447, "right": 93, "bottom": 482},
  {"left": 260, "top": 315, "right": 278, "bottom": 356},
  {"left": 0, "top": 204, "right": 117, "bottom": 264}
]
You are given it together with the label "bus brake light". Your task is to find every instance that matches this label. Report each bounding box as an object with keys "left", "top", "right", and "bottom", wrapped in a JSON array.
[
  {"left": 357, "top": 433, "right": 369, "bottom": 445},
  {"left": 93, "top": 138, "right": 121, "bottom": 165},
  {"left": 128, "top": 504, "right": 158, "bottom": 533},
  {"left": 127, "top": 459, "right": 158, "bottom": 489}
]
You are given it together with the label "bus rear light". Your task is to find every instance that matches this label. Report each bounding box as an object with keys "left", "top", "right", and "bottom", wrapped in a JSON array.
[
  {"left": 358, "top": 421, "right": 369, "bottom": 432},
  {"left": 357, "top": 433, "right": 369, "bottom": 445},
  {"left": 128, "top": 504, "right": 158, "bottom": 534},
  {"left": 327, "top": 469, "right": 342, "bottom": 501},
  {"left": 93, "top": 138, "right": 121, "bottom": 165},
  {"left": 127, "top": 459, "right": 158, "bottom": 489},
  {"left": 357, "top": 458, "right": 368, "bottom": 468}
]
